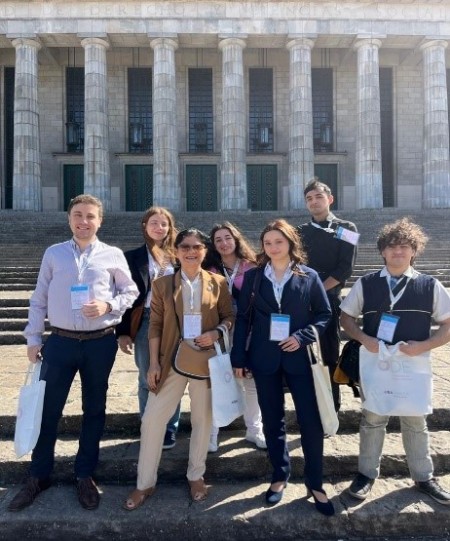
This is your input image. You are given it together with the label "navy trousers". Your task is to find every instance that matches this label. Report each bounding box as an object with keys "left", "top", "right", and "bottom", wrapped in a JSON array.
[
  {"left": 253, "top": 366, "right": 324, "bottom": 490},
  {"left": 30, "top": 332, "right": 118, "bottom": 479}
]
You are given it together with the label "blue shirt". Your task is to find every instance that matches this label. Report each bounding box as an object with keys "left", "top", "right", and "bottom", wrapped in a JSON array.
[{"left": 24, "top": 238, "right": 139, "bottom": 346}]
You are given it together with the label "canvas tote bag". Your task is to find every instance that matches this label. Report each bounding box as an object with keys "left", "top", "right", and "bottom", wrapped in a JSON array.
[{"left": 14, "top": 361, "right": 46, "bottom": 458}]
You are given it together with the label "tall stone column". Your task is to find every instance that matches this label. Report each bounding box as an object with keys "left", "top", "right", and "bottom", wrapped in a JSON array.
[
  {"left": 150, "top": 37, "right": 180, "bottom": 210},
  {"left": 81, "top": 37, "right": 111, "bottom": 209},
  {"left": 286, "top": 38, "right": 315, "bottom": 209},
  {"left": 354, "top": 38, "right": 383, "bottom": 209},
  {"left": 11, "top": 37, "right": 42, "bottom": 210},
  {"left": 219, "top": 37, "right": 247, "bottom": 210},
  {"left": 420, "top": 40, "right": 450, "bottom": 208}
]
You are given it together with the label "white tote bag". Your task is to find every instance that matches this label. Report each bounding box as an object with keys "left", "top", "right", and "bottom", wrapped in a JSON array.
[
  {"left": 360, "top": 341, "right": 432, "bottom": 416},
  {"left": 307, "top": 327, "right": 339, "bottom": 436},
  {"left": 208, "top": 331, "right": 245, "bottom": 428},
  {"left": 14, "top": 361, "right": 46, "bottom": 458}
]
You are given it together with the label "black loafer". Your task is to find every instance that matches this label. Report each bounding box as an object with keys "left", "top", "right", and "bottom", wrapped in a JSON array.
[
  {"left": 8, "top": 477, "right": 51, "bottom": 512},
  {"left": 77, "top": 477, "right": 100, "bottom": 510}
]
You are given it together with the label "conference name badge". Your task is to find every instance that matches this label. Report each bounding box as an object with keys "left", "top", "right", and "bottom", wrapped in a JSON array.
[
  {"left": 183, "top": 313, "right": 202, "bottom": 339},
  {"left": 70, "top": 284, "right": 90, "bottom": 310},
  {"left": 335, "top": 226, "right": 360, "bottom": 246},
  {"left": 377, "top": 312, "right": 400, "bottom": 343},
  {"left": 270, "top": 313, "right": 290, "bottom": 341}
]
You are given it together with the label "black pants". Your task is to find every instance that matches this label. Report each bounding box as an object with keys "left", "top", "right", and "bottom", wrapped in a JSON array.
[
  {"left": 319, "top": 294, "right": 341, "bottom": 412},
  {"left": 30, "top": 332, "right": 118, "bottom": 479}
]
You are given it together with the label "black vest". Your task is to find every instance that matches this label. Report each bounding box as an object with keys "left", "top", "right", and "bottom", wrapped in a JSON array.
[{"left": 361, "top": 271, "right": 435, "bottom": 342}]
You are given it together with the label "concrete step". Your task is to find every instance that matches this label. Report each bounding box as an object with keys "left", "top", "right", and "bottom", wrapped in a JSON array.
[
  {"left": 0, "top": 308, "right": 28, "bottom": 318},
  {"left": 1, "top": 429, "right": 449, "bottom": 486},
  {"left": 1, "top": 476, "right": 449, "bottom": 541}
]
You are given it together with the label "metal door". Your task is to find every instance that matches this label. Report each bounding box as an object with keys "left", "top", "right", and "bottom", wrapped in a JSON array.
[
  {"left": 125, "top": 165, "right": 153, "bottom": 211},
  {"left": 63, "top": 165, "right": 84, "bottom": 210},
  {"left": 314, "top": 164, "right": 338, "bottom": 209},
  {"left": 186, "top": 165, "right": 217, "bottom": 211},
  {"left": 247, "top": 165, "right": 277, "bottom": 210}
]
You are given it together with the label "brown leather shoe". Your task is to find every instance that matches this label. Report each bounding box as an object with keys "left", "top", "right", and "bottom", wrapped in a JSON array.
[
  {"left": 8, "top": 477, "right": 51, "bottom": 512},
  {"left": 76, "top": 477, "right": 100, "bottom": 510}
]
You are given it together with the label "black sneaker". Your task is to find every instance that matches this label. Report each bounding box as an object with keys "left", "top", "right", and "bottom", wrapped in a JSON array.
[
  {"left": 348, "top": 473, "right": 375, "bottom": 500},
  {"left": 162, "top": 431, "right": 176, "bottom": 450},
  {"left": 416, "top": 479, "right": 450, "bottom": 506}
]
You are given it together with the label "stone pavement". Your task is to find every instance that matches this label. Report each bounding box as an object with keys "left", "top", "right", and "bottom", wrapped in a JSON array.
[{"left": 0, "top": 342, "right": 449, "bottom": 540}]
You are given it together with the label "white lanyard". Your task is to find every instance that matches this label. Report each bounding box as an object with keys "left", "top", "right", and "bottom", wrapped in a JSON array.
[
  {"left": 310, "top": 220, "right": 334, "bottom": 234},
  {"left": 71, "top": 241, "right": 95, "bottom": 282},
  {"left": 264, "top": 263, "right": 293, "bottom": 313},
  {"left": 181, "top": 270, "right": 200, "bottom": 312},
  {"left": 385, "top": 275, "right": 410, "bottom": 311},
  {"left": 222, "top": 259, "right": 240, "bottom": 294}
]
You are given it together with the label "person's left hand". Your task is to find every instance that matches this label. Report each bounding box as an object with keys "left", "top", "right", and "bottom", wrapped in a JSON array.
[
  {"left": 82, "top": 300, "right": 110, "bottom": 318},
  {"left": 194, "top": 330, "right": 219, "bottom": 348},
  {"left": 279, "top": 336, "right": 300, "bottom": 352}
]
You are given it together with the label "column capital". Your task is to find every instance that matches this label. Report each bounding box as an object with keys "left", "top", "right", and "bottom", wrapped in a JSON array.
[
  {"left": 420, "top": 39, "right": 449, "bottom": 52},
  {"left": 149, "top": 36, "right": 178, "bottom": 51},
  {"left": 218, "top": 36, "right": 247, "bottom": 51},
  {"left": 286, "top": 37, "right": 315, "bottom": 51},
  {"left": 80, "top": 36, "right": 110, "bottom": 50},
  {"left": 353, "top": 36, "right": 384, "bottom": 51},
  {"left": 9, "top": 36, "right": 41, "bottom": 50}
]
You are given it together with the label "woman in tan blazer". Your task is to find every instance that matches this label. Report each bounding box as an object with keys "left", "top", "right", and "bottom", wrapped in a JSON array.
[{"left": 123, "top": 228, "right": 234, "bottom": 510}]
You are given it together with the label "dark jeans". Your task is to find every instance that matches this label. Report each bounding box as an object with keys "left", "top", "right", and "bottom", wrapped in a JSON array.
[
  {"left": 253, "top": 366, "right": 324, "bottom": 490},
  {"left": 320, "top": 293, "right": 341, "bottom": 411},
  {"left": 30, "top": 332, "right": 118, "bottom": 479}
]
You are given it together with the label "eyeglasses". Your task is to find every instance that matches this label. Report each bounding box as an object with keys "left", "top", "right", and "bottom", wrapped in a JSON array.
[{"left": 178, "top": 244, "right": 205, "bottom": 253}]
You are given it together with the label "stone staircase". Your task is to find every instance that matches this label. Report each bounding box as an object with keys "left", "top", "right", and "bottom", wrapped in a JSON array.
[
  {"left": 1, "top": 208, "right": 450, "bottom": 346},
  {"left": 1, "top": 208, "right": 450, "bottom": 539},
  {"left": 1, "top": 344, "right": 449, "bottom": 540}
]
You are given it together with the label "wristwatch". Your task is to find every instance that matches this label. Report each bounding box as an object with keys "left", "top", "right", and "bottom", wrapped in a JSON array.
[{"left": 216, "top": 327, "right": 224, "bottom": 339}]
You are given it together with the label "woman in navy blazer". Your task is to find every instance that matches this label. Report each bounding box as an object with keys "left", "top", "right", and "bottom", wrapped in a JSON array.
[{"left": 231, "top": 219, "right": 334, "bottom": 515}]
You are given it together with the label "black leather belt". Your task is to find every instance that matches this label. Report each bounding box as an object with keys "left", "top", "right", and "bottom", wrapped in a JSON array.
[{"left": 51, "top": 326, "right": 115, "bottom": 341}]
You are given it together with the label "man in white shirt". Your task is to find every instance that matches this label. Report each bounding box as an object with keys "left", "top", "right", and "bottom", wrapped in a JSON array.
[
  {"left": 8, "top": 194, "right": 138, "bottom": 512},
  {"left": 340, "top": 217, "right": 450, "bottom": 505}
]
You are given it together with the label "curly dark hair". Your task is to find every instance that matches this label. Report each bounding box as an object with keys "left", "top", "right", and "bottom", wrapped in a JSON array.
[
  {"left": 202, "top": 221, "right": 256, "bottom": 273},
  {"left": 257, "top": 219, "right": 307, "bottom": 272},
  {"left": 376, "top": 217, "right": 428, "bottom": 265}
]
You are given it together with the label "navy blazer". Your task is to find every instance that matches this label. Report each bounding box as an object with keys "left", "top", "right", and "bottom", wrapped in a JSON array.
[
  {"left": 116, "top": 244, "right": 149, "bottom": 337},
  {"left": 231, "top": 266, "right": 331, "bottom": 375}
]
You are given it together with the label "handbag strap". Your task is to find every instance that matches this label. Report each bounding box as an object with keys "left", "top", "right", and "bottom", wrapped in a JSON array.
[
  {"left": 245, "top": 268, "right": 263, "bottom": 335},
  {"left": 307, "top": 325, "right": 325, "bottom": 367}
]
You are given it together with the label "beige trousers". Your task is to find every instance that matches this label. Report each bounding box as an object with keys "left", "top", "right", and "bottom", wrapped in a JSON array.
[{"left": 137, "top": 368, "right": 212, "bottom": 490}]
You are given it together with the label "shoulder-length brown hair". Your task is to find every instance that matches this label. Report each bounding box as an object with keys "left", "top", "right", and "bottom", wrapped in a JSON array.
[
  {"left": 257, "top": 219, "right": 307, "bottom": 272},
  {"left": 203, "top": 221, "right": 256, "bottom": 271},
  {"left": 141, "top": 206, "right": 177, "bottom": 264}
]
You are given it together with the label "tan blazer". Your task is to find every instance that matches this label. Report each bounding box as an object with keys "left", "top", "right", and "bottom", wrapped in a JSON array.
[{"left": 149, "top": 269, "right": 235, "bottom": 393}]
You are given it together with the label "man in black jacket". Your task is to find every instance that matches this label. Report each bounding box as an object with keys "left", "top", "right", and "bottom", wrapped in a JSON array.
[{"left": 298, "top": 178, "right": 358, "bottom": 411}]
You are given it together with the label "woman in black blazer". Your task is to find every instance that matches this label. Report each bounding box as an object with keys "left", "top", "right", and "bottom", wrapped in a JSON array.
[
  {"left": 116, "top": 206, "right": 180, "bottom": 449},
  {"left": 231, "top": 219, "right": 334, "bottom": 515}
]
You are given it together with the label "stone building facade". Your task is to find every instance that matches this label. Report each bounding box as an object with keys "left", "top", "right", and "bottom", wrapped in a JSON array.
[{"left": 0, "top": 0, "right": 450, "bottom": 211}]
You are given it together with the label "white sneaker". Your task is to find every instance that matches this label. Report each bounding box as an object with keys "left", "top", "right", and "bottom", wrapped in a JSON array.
[
  {"left": 208, "top": 433, "right": 218, "bottom": 453},
  {"left": 245, "top": 431, "right": 267, "bottom": 449}
]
